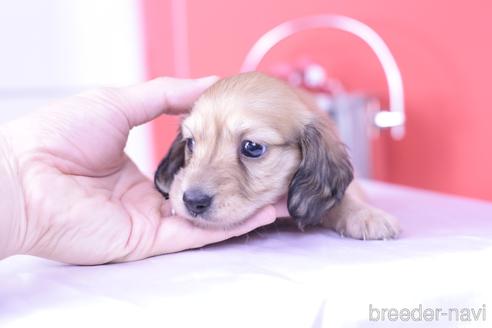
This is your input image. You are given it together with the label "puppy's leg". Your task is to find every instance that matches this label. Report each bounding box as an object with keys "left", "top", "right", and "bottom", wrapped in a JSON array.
[{"left": 321, "top": 182, "right": 400, "bottom": 240}]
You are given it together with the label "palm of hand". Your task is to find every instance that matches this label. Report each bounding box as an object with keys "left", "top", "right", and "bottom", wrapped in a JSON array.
[{"left": 16, "top": 92, "right": 169, "bottom": 264}]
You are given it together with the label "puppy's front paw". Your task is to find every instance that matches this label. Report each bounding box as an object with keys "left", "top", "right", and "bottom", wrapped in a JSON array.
[{"left": 334, "top": 206, "right": 400, "bottom": 240}]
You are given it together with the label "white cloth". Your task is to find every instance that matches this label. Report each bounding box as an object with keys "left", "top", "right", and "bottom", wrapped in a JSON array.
[{"left": 1, "top": 181, "right": 492, "bottom": 327}]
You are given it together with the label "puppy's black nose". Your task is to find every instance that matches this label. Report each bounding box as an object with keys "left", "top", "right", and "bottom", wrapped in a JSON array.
[{"left": 183, "top": 189, "right": 212, "bottom": 215}]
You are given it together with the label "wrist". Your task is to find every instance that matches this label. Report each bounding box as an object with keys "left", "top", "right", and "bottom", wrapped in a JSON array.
[{"left": 0, "top": 125, "right": 27, "bottom": 259}]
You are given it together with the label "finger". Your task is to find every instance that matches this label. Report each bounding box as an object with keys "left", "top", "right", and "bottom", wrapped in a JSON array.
[
  {"left": 151, "top": 205, "right": 277, "bottom": 256},
  {"left": 120, "top": 76, "right": 219, "bottom": 127},
  {"left": 219, "top": 205, "right": 277, "bottom": 239}
]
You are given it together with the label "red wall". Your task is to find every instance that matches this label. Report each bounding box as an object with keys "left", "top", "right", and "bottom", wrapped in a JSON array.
[{"left": 142, "top": 0, "right": 492, "bottom": 201}]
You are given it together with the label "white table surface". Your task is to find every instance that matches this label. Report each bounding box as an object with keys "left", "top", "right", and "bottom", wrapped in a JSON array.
[{"left": 1, "top": 181, "right": 492, "bottom": 328}]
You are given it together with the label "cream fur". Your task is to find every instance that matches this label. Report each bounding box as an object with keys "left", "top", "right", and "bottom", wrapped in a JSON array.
[{"left": 157, "top": 72, "right": 400, "bottom": 239}]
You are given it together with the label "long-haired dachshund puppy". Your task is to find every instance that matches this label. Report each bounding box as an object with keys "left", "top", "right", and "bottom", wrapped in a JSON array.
[{"left": 154, "top": 72, "right": 399, "bottom": 240}]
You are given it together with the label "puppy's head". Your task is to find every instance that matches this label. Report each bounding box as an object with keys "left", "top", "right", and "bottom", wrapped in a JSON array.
[{"left": 155, "top": 72, "right": 353, "bottom": 229}]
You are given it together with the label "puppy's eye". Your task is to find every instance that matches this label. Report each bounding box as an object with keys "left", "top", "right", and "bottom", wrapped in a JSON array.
[
  {"left": 186, "top": 138, "right": 195, "bottom": 153},
  {"left": 241, "top": 140, "right": 266, "bottom": 158}
]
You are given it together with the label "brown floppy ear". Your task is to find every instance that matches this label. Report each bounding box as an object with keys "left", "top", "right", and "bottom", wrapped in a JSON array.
[
  {"left": 287, "top": 121, "right": 354, "bottom": 229},
  {"left": 154, "top": 131, "right": 185, "bottom": 198}
]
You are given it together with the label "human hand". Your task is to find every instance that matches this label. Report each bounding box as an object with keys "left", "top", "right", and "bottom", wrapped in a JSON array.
[{"left": 0, "top": 77, "right": 288, "bottom": 264}]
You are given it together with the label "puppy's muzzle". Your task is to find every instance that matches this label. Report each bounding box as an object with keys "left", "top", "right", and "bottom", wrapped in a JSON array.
[{"left": 183, "top": 189, "right": 213, "bottom": 216}]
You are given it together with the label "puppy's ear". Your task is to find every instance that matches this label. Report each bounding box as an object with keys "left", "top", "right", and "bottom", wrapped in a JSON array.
[
  {"left": 154, "top": 131, "right": 185, "bottom": 198},
  {"left": 288, "top": 121, "right": 354, "bottom": 228}
]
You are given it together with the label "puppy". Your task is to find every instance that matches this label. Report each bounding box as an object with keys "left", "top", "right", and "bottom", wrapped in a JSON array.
[{"left": 154, "top": 72, "right": 399, "bottom": 240}]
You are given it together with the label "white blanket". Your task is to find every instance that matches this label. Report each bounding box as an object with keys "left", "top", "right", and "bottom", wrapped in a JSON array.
[{"left": 1, "top": 181, "right": 491, "bottom": 327}]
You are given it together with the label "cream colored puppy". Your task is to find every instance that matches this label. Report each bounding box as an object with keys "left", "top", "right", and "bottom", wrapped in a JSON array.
[{"left": 155, "top": 72, "right": 399, "bottom": 240}]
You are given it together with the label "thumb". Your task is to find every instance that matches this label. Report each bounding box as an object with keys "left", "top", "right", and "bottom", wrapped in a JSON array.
[{"left": 118, "top": 76, "right": 219, "bottom": 128}]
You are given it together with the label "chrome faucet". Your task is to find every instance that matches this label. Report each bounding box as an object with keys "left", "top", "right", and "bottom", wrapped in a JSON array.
[{"left": 240, "top": 14, "right": 405, "bottom": 139}]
